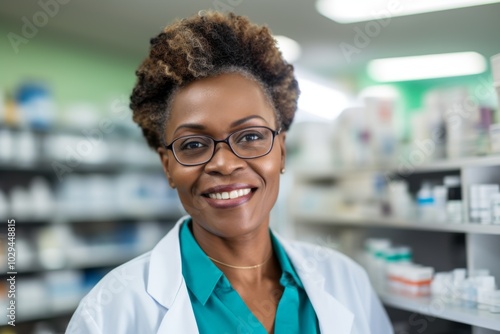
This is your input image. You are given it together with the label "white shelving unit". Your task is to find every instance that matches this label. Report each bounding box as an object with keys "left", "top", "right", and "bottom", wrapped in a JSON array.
[
  {"left": 379, "top": 292, "right": 500, "bottom": 331},
  {"left": 290, "top": 156, "right": 500, "bottom": 333},
  {"left": 0, "top": 126, "right": 184, "bottom": 329}
]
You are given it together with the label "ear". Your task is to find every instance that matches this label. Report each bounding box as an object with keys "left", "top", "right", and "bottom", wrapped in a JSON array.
[
  {"left": 278, "top": 132, "right": 287, "bottom": 171},
  {"left": 157, "top": 147, "right": 176, "bottom": 189}
]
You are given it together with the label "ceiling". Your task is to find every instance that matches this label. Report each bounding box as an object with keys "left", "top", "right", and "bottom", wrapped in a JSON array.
[{"left": 2, "top": 1, "right": 500, "bottom": 81}]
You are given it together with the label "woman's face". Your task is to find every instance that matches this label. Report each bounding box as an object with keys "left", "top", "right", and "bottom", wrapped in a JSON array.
[{"left": 158, "top": 73, "right": 286, "bottom": 238}]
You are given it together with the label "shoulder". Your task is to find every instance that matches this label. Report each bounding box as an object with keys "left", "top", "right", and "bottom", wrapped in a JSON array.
[
  {"left": 282, "top": 239, "right": 394, "bottom": 333},
  {"left": 281, "top": 238, "right": 371, "bottom": 290},
  {"left": 282, "top": 238, "right": 365, "bottom": 272}
]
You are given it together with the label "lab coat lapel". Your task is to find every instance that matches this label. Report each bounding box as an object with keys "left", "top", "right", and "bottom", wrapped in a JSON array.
[
  {"left": 301, "top": 274, "right": 354, "bottom": 334},
  {"left": 148, "top": 216, "right": 200, "bottom": 333},
  {"left": 156, "top": 280, "right": 199, "bottom": 333},
  {"left": 277, "top": 236, "right": 354, "bottom": 334}
]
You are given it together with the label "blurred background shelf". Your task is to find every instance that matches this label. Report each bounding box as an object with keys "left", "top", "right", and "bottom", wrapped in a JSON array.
[
  {"left": 0, "top": 301, "right": 81, "bottom": 326},
  {"left": 291, "top": 149, "right": 500, "bottom": 333},
  {"left": 293, "top": 212, "right": 500, "bottom": 235},
  {"left": 294, "top": 156, "right": 500, "bottom": 181},
  {"left": 379, "top": 291, "right": 500, "bottom": 331},
  {"left": 0, "top": 245, "right": 152, "bottom": 276}
]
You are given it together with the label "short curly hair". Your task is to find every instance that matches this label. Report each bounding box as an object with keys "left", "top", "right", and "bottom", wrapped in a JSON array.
[{"left": 130, "top": 11, "right": 300, "bottom": 149}]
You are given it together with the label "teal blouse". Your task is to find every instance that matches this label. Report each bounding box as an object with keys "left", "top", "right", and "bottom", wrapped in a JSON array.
[{"left": 180, "top": 220, "right": 320, "bottom": 334}]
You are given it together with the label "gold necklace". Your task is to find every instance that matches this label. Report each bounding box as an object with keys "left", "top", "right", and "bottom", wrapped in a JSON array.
[{"left": 207, "top": 252, "right": 273, "bottom": 270}]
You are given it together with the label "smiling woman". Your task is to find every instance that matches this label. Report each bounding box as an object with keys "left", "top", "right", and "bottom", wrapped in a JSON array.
[{"left": 66, "top": 10, "right": 393, "bottom": 334}]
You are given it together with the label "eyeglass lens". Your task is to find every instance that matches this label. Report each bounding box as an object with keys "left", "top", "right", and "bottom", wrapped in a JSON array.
[{"left": 172, "top": 127, "right": 274, "bottom": 165}]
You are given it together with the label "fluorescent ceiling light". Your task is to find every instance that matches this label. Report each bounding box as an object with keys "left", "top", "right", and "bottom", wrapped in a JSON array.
[
  {"left": 297, "top": 74, "right": 350, "bottom": 120},
  {"left": 274, "top": 35, "right": 302, "bottom": 63},
  {"left": 368, "top": 52, "right": 487, "bottom": 82},
  {"left": 316, "top": 0, "right": 500, "bottom": 23},
  {"left": 358, "top": 85, "right": 400, "bottom": 100}
]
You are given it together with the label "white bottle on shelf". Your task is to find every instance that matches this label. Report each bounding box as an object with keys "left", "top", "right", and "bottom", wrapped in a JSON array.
[
  {"left": 475, "top": 276, "right": 496, "bottom": 310},
  {"left": 491, "top": 193, "right": 500, "bottom": 224},
  {"left": 450, "top": 268, "right": 467, "bottom": 305},
  {"left": 0, "top": 128, "right": 13, "bottom": 162},
  {"left": 417, "top": 181, "right": 435, "bottom": 222}
]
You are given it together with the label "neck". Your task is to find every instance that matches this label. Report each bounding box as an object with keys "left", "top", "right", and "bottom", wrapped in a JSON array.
[{"left": 191, "top": 221, "right": 279, "bottom": 283}]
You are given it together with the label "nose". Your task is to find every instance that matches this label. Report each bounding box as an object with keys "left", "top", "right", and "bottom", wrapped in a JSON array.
[{"left": 204, "top": 142, "right": 246, "bottom": 175}]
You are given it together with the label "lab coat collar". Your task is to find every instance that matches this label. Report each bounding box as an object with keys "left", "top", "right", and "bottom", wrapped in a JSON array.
[
  {"left": 276, "top": 234, "right": 355, "bottom": 334},
  {"left": 148, "top": 217, "right": 354, "bottom": 334},
  {"left": 148, "top": 216, "right": 200, "bottom": 333},
  {"left": 147, "top": 216, "right": 187, "bottom": 308}
]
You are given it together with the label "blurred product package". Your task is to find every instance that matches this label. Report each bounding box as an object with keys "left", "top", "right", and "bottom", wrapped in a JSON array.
[
  {"left": 491, "top": 53, "right": 500, "bottom": 154},
  {"left": 15, "top": 81, "right": 57, "bottom": 130}
]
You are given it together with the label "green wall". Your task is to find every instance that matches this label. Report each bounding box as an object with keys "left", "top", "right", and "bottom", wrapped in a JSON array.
[{"left": 0, "top": 23, "right": 141, "bottom": 112}]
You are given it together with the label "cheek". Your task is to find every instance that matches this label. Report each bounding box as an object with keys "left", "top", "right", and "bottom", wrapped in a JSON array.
[
  {"left": 256, "top": 150, "right": 282, "bottom": 191},
  {"left": 170, "top": 167, "right": 198, "bottom": 198}
]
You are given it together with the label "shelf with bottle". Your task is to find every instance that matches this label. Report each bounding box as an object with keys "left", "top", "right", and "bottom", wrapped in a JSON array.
[
  {"left": 291, "top": 160, "right": 500, "bottom": 235},
  {"left": 0, "top": 267, "right": 110, "bottom": 326},
  {"left": 0, "top": 219, "right": 181, "bottom": 324},
  {"left": 0, "top": 172, "right": 182, "bottom": 224},
  {"left": 0, "top": 245, "right": 141, "bottom": 276},
  {"left": 293, "top": 155, "right": 500, "bottom": 182},
  {"left": 0, "top": 81, "right": 163, "bottom": 174},
  {"left": 0, "top": 299, "right": 80, "bottom": 326},
  {"left": 0, "top": 219, "right": 176, "bottom": 277},
  {"left": 0, "top": 125, "right": 162, "bottom": 174},
  {"left": 9, "top": 203, "right": 184, "bottom": 225},
  {"left": 292, "top": 211, "right": 500, "bottom": 235},
  {"left": 360, "top": 237, "right": 500, "bottom": 331}
]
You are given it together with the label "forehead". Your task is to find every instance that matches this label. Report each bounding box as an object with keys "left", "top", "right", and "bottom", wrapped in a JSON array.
[{"left": 166, "top": 73, "right": 276, "bottom": 137}]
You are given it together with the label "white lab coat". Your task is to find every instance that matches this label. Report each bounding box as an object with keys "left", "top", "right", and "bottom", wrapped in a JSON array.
[{"left": 66, "top": 216, "right": 393, "bottom": 334}]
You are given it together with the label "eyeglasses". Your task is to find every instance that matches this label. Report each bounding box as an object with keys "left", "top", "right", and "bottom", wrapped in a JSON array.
[{"left": 164, "top": 126, "right": 280, "bottom": 166}]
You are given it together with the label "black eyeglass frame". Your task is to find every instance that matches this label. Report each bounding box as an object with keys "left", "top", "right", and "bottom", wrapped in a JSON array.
[{"left": 164, "top": 126, "right": 281, "bottom": 167}]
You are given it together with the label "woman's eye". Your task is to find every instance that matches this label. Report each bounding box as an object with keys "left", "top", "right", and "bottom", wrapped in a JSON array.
[
  {"left": 239, "top": 133, "right": 262, "bottom": 142},
  {"left": 180, "top": 141, "right": 206, "bottom": 150}
]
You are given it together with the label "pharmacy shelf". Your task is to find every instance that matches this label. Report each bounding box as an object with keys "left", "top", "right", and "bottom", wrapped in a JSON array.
[
  {"left": 379, "top": 291, "right": 500, "bottom": 331},
  {"left": 12, "top": 203, "right": 183, "bottom": 224},
  {"left": 0, "top": 246, "right": 148, "bottom": 276},
  {"left": 0, "top": 161, "right": 162, "bottom": 173},
  {"left": 293, "top": 211, "right": 500, "bottom": 235},
  {"left": 293, "top": 155, "right": 500, "bottom": 180},
  {"left": 0, "top": 300, "right": 81, "bottom": 325}
]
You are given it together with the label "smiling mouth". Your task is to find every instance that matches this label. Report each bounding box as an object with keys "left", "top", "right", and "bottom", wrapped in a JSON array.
[{"left": 205, "top": 188, "right": 253, "bottom": 200}]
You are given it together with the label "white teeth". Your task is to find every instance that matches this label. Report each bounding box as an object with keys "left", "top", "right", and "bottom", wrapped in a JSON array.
[{"left": 207, "top": 188, "right": 252, "bottom": 200}]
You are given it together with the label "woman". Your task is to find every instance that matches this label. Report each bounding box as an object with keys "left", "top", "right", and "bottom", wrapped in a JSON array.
[{"left": 67, "top": 11, "right": 393, "bottom": 334}]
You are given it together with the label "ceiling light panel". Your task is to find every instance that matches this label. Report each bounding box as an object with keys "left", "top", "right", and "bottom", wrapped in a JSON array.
[
  {"left": 316, "top": 0, "right": 500, "bottom": 23},
  {"left": 367, "top": 52, "right": 487, "bottom": 82}
]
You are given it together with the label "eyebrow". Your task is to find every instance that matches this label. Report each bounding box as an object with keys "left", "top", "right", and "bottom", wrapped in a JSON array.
[
  {"left": 173, "top": 115, "right": 268, "bottom": 135},
  {"left": 230, "top": 115, "right": 267, "bottom": 127}
]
